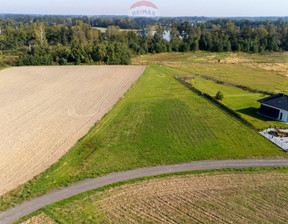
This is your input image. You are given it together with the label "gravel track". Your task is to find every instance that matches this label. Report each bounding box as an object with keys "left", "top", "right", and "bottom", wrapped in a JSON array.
[{"left": 0, "top": 159, "right": 288, "bottom": 223}]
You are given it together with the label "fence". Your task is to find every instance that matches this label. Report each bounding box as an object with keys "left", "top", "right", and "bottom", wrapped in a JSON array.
[
  {"left": 175, "top": 75, "right": 288, "bottom": 152},
  {"left": 175, "top": 76, "right": 257, "bottom": 131},
  {"left": 260, "top": 129, "right": 288, "bottom": 151}
]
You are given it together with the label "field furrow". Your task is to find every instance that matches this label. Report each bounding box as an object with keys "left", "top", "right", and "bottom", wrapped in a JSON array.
[
  {"left": 36, "top": 171, "right": 288, "bottom": 224},
  {"left": 0, "top": 66, "right": 145, "bottom": 196}
]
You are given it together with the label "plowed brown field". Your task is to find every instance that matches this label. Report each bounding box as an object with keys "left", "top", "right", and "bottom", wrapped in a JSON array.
[
  {"left": 99, "top": 173, "right": 288, "bottom": 223},
  {"left": 0, "top": 66, "right": 145, "bottom": 196},
  {"left": 39, "top": 171, "right": 288, "bottom": 224}
]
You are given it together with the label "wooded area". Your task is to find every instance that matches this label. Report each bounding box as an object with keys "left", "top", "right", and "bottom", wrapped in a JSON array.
[{"left": 1, "top": 16, "right": 288, "bottom": 65}]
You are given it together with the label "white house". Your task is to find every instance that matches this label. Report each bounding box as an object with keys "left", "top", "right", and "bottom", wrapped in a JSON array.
[{"left": 258, "top": 93, "right": 288, "bottom": 123}]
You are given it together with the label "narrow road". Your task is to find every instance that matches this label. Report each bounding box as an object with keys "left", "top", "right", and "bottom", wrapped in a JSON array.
[{"left": 1, "top": 159, "right": 288, "bottom": 224}]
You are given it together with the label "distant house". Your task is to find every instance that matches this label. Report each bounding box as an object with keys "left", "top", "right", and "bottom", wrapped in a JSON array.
[{"left": 258, "top": 93, "right": 288, "bottom": 123}]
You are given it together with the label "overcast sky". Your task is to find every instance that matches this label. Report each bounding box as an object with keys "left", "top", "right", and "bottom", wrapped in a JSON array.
[{"left": 1, "top": 0, "right": 287, "bottom": 17}]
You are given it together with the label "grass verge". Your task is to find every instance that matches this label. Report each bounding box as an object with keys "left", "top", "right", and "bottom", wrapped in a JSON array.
[{"left": 16, "top": 167, "right": 288, "bottom": 224}]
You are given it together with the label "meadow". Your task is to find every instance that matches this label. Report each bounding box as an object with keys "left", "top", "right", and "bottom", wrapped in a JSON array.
[
  {"left": 18, "top": 168, "right": 288, "bottom": 224},
  {"left": 133, "top": 51, "right": 288, "bottom": 94},
  {"left": 1, "top": 64, "right": 284, "bottom": 212},
  {"left": 133, "top": 51, "right": 288, "bottom": 130}
]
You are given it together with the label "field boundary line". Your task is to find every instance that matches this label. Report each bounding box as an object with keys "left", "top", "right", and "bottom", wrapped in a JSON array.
[
  {"left": 195, "top": 73, "right": 275, "bottom": 96},
  {"left": 175, "top": 76, "right": 257, "bottom": 130},
  {"left": 175, "top": 76, "right": 288, "bottom": 152},
  {"left": 1, "top": 159, "right": 288, "bottom": 223},
  {"left": 168, "top": 64, "right": 275, "bottom": 95}
]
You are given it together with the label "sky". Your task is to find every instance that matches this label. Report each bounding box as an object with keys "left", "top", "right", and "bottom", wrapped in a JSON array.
[{"left": 1, "top": 0, "right": 287, "bottom": 17}]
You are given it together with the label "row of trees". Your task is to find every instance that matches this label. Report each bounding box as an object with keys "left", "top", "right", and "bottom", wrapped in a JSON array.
[
  {"left": 0, "top": 15, "right": 204, "bottom": 29},
  {"left": 1, "top": 18, "right": 288, "bottom": 65}
]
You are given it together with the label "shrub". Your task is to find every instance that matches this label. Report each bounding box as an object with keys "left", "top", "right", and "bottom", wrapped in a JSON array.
[
  {"left": 59, "top": 58, "right": 68, "bottom": 65},
  {"left": 216, "top": 91, "right": 224, "bottom": 100}
]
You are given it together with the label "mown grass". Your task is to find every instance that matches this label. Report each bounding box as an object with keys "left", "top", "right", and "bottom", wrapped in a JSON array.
[
  {"left": 193, "top": 78, "right": 288, "bottom": 130},
  {"left": 178, "top": 63, "right": 288, "bottom": 94},
  {"left": 16, "top": 167, "right": 288, "bottom": 224},
  {"left": 133, "top": 51, "right": 288, "bottom": 129},
  {"left": 0, "top": 64, "right": 285, "bottom": 212}
]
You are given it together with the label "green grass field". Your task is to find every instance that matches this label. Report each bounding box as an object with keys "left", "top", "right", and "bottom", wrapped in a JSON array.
[
  {"left": 0, "top": 64, "right": 285, "bottom": 212},
  {"left": 17, "top": 168, "right": 288, "bottom": 224},
  {"left": 133, "top": 51, "right": 288, "bottom": 94},
  {"left": 133, "top": 51, "right": 288, "bottom": 130},
  {"left": 193, "top": 78, "right": 288, "bottom": 130}
]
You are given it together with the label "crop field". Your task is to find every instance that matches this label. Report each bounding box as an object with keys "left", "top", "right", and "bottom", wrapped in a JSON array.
[
  {"left": 20, "top": 169, "right": 288, "bottom": 224},
  {"left": 133, "top": 51, "right": 288, "bottom": 94},
  {"left": 0, "top": 66, "right": 145, "bottom": 196},
  {"left": 1, "top": 64, "right": 285, "bottom": 212}
]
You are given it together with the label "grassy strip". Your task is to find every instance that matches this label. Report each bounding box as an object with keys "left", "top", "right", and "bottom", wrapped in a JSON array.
[
  {"left": 1, "top": 64, "right": 285, "bottom": 213},
  {"left": 191, "top": 77, "right": 288, "bottom": 130},
  {"left": 133, "top": 51, "right": 288, "bottom": 94},
  {"left": 0, "top": 66, "right": 9, "bottom": 70},
  {"left": 176, "top": 76, "right": 257, "bottom": 130},
  {"left": 15, "top": 167, "right": 288, "bottom": 224},
  {"left": 196, "top": 74, "right": 276, "bottom": 96},
  {"left": 169, "top": 62, "right": 288, "bottom": 94},
  {"left": 178, "top": 77, "right": 288, "bottom": 133}
]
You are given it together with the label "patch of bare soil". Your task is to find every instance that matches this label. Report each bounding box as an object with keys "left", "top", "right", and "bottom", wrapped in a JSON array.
[
  {"left": 0, "top": 66, "right": 145, "bottom": 196},
  {"left": 21, "top": 213, "right": 55, "bottom": 224},
  {"left": 88, "top": 172, "right": 288, "bottom": 223}
]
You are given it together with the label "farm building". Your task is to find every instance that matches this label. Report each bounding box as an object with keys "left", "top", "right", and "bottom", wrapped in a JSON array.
[{"left": 258, "top": 93, "right": 288, "bottom": 123}]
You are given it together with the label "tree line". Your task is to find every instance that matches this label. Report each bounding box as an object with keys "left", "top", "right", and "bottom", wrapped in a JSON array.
[{"left": 1, "top": 18, "right": 288, "bottom": 66}]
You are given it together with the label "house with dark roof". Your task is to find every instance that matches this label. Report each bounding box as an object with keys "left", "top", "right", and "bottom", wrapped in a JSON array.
[{"left": 258, "top": 93, "right": 288, "bottom": 123}]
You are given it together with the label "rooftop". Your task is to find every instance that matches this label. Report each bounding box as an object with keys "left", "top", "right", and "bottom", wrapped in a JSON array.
[{"left": 258, "top": 93, "right": 288, "bottom": 111}]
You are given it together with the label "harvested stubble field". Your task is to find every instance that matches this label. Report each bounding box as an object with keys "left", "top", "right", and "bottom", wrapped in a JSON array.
[
  {"left": 0, "top": 65, "right": 145, "bottom": 196},
  {"left": 22, "top": 213, "right": 54, "bottom": 224},
  {"left": 22, "top": 170, "right": 288, "bottom": 223}
]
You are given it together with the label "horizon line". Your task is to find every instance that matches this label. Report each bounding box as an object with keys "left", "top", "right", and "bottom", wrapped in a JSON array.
[{"left": 0, "top": 13, "right": 287, "bottom": 18}]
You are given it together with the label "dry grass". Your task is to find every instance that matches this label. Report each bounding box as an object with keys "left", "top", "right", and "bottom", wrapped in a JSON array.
[
  {"left": 0, "top": 65, "right": 145, "bottom": 196},
  {"left": 42, "top": 171, "right": 288, "bottom": 224},
  {"left": 220, "top": 56, "right": 249, "bottom": 64},
  {"left": 132, "top": 51, "right": 288, "bottom": 93},
  {"left": 22, "top": 213, "right": 55, "bottom": 224},
  {"left": 248, "top": 63, "right": 288, "bottom": 77}
]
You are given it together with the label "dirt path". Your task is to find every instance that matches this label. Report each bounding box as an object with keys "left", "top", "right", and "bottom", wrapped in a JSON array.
[
  {"left": 0, "top": 159, "right": 288, "bottom": 224},
  {"left": 0, "top": 66, "right": 145, "bottom": 196}
]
